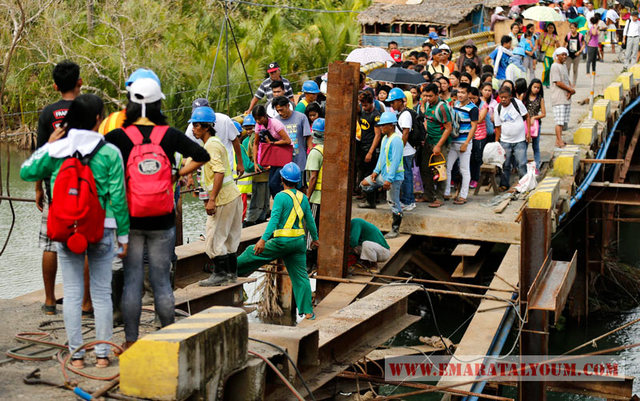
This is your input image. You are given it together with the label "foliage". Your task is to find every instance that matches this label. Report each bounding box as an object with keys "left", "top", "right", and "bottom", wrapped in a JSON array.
[{"left": 0, "top": 0, "right": 368, "bottom": 130}]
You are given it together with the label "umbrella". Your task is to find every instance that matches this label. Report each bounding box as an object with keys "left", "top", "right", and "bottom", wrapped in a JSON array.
[
  {"left": 511, "top": 0, "right": 537, "bottom": 6},
  {"left": 346, "top": 48, "right": 395, "bottom": 65},
  {"left": 595, "top": 8, "right": 606, "bottom": 14},
  {"left": 618, "top": 0, "right": 634, "bottom": 8},
  {"left": 522, "top": 5, "right": 564, "bottom": 21},
  {"left": 367, "top": 67, "right": 427, "bottom": 86}
]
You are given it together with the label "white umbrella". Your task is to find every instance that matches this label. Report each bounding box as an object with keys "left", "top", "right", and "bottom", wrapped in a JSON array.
[
  {"left": 522, "top": 5, "right": 564, "bottom": 21},
  {"left": 346, "top": 47, "right": 395, "bottom": 65}
]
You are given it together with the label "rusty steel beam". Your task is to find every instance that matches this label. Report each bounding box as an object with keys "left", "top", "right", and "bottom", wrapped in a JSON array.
[
  {"left": 585, "top": 186, "right": 640, "bottom": 206},
  {"left": 316, "top": 61, "right": 360, "bottom": 301},
  {"left": 519, "top": 208, "right": 552, "bottom": 401},
  {"left": 528, "top": 252, "right": 578, "bottom": 324}
]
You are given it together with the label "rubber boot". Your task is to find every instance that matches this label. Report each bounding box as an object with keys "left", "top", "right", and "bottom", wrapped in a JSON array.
[
  {"left": 384, "top": 213, "right": 402, "bottom": 239},
  {"left": 198, "top": 255, "right": 231, "bottom": 287},
  {"left": 226, "top": 253, "right": 238, "bottom": 283},
  {"left": 358, "top": 191, "right": 377, "bottom": 209}
]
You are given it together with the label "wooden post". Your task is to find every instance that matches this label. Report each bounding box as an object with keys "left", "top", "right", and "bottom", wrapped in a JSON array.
[{"left": 315, "top": 61, "right": 359, "bottom": 301}]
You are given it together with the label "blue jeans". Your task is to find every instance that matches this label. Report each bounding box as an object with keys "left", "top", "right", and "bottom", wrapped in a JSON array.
[
  {"left": 530, "top": 129, "right": 541, "bottom": 170},
  {"left": 122, "top": 227, "right": 176, "bottom": 342},
  {"left": 500, "top": 141, "right": 527, "bottom": 187},
  {"left": 361, "top": 174, "right": 403, "bottom": 215},
  {"left": 58, "top": 228, "right": 114, "bottom": 358},
  {"left": 268, "top": 167, "right": 283, "bottom": 198},
  {"left": 400, "top": 155, "right": 415, "bottom": 205}
]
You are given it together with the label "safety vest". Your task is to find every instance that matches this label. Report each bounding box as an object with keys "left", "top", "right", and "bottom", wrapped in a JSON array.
[
  {"left": 310, "top": 145, "right": 323, "bottom": 191},
  {"left": 273, "top": 189, "right": 305, "bottom": 238},
  {"left": 202, "top": 136, "right": 234, "bottom": 192},
  {"left": 98, "top": 110, "right": 126, "bottom": 135},
  {"left": 383, "top": 134, "right": 404, "bottom": 175},
  {"left": 233, "top": 148, "right": 252, "bottom": 195}
]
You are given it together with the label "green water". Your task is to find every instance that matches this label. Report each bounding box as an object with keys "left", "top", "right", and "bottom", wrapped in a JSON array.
[{"left": 1, "top": 146, "right": 639, "bottom": 399}]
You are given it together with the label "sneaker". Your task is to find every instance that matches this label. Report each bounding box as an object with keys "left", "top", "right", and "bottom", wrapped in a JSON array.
[
  {"left": 469, "top": 180, "right": 478, "bottom": 189},
  {"left": 402, "top": 202, "right": 416, "bottom": 211}
]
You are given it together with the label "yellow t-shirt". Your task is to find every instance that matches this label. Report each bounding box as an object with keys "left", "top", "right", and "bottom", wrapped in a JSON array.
[{"left": 203, "top": 136, "right": 240, "bottom": 206}]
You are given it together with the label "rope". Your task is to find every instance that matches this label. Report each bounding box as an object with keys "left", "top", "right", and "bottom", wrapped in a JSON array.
[{"left": 58, "top": 340, "right": 124, "bottom": 382}]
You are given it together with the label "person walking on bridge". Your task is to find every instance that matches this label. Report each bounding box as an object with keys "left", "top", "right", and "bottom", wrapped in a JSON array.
[
  {"left": 359, "top": 111, "right": 405, "bottom": 239},
  {"left": 237, "top": 162, "right": 319, "bottom": 320},
  {"left": 623, "top": 11, "right": 640, "bottom": 67}
]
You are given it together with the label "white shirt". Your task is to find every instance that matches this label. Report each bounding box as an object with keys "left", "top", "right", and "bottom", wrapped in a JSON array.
[
  {"left": 185, "top": 112, "right": 238, "bottom": 169},
  {"left": 585, "top": 9, "right": 595, "bottom": 26},
  {"left": 395, "top": 109, "right": 415, "bottom": 156},
  {"left": 624, "top": 18, "right": 640, "bottom": 37},
  {"left": 494, "top": 98, "right": 528, "bottom": 143}
]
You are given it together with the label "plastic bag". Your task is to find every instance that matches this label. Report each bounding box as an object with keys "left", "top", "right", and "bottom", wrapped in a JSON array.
[
  {"left": 515, "top": 161, "right": 538, "bottom": 193},
  {"left": 482, "top": 142, "right": 506, "bottom": 168}
]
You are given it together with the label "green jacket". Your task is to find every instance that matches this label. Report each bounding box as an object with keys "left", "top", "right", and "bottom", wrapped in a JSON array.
[
  {"left": 20, "top": 129, "right": 130, "bottom": 242},
  {"left": 262, "top": 188, "right": 318, "bottom": 243}
]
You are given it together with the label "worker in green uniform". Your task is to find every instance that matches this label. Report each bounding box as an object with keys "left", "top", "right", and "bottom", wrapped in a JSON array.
[
  {"left": 238, "top": 162, "right": 319, "bottom": 320},
  {"left": 349, "top": 218, "right": 391, "bottom": 270}
]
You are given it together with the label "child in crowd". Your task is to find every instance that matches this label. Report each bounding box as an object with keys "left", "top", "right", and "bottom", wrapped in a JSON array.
[{"left": 524, "top": 79, "right": 546, "bottom": 172}]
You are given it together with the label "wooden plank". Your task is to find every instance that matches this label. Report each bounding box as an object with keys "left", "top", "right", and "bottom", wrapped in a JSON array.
[
  {"left": 316, "top": 61, "right": 360, "bottom": 300},
  {"left": 437, "top": 244, "right": 520, "bottom": 393},
  {"left": 303, "top": 235, "right": 410, "bottom": 325},
  {"left": 451, "top": 244, "right": 480, "bottom": 257}
]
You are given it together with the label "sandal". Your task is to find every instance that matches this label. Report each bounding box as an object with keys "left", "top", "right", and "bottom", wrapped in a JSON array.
[
  {"left": 428, "top": 200, "right": 444, "bottom": 208},
  {"left": 96, "top": 357, "right": 110, "bottom": 368},
  {"left": 443, "top": 195, "right": 453, "bottom": 201},
  {"left": 41, "top": 304, "right": 56, "bottom": 315},
  {"left": 305, "top": 312, "right": 316, "bottom": 320},
  {"left": 453, "top": 197, "right": 467, "bottom": 205},
  {"left": 71, "top": 358, "right": 85, "bottom": 369}
]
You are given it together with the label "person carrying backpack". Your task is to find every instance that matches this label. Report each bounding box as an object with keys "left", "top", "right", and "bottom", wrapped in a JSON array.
[
  {"left": 387, "top": 88, "right": 417, "bottom": 211},
  {"left": 21, "top": 94, "right": 129, "bottom": 369},
  {"left": 105, "top": 78, "right": 210, "bottom": 349}
]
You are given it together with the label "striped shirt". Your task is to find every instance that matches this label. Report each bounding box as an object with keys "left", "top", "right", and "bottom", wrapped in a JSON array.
[
  {"left": 452, "top": 101, "right": 478, "bottom": 142},
  {"left": 255, "top": 77, "right": 294, "bottom": 101}
]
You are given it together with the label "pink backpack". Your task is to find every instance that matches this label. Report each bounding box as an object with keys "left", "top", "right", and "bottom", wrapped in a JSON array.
[{"left": 124, "top": 125, "right": 174, "bottom": 217}]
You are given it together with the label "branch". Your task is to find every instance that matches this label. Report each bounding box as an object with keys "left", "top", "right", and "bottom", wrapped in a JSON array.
[
  {"left": 0, "top": 0, "right": 26, "bottom": 135},
  {"left": 82, "top": 85, "right": 124, "bottom": 108}
]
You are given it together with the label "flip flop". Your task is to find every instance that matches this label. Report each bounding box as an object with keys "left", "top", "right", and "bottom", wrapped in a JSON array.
[
  {"left": 306, "top": 312, "right": 316, "bottom": 320},
  {"left": 41, "top": 304, "right": 56, "bottom": 315},
  {"left": 428, "top": 200, "right": 444, "bottom": 208},
  {"left": 96, "top": 357, "right": 110, "bottom": 368},
  {"left": 453, "top": 197, "right": 467, "bottom": 205},
  {"left": 71, "top": 358, "right": 85, "bottom": 369}
]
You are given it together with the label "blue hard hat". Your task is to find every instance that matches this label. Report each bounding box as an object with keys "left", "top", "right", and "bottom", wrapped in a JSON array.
[
  {"left": 312, "top": 118, "right": 325, "bottom": 133},
  {"left": 387, "top": 87, "right": 406, "bottom": 102},
  {"left": 280, "top": 162, "right": 302, "bottom": 183},
  {"left": 188, "top": 106, "right": 216, "bottom": 124},
  {"left": 377, "top": 111, "right": 398, "bottom": 126},
  {"left": 233, "top": 120, "right": 243, "bottom": 133},
  {"left": 302, "top": 80, "right": 320, "bottom": 94},
  {"left": 242, "top": 114, "right": 256, "bottom": 127},
  {"left": 125, "top": 68, "right": 161, "bottom": 87}
]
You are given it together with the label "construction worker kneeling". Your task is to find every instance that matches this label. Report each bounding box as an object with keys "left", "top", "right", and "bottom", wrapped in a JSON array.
[
  {"left": 359, "top": 111, "right": 404, "bottom": 239},
  {"left": 191, "top": 106, "right": 243, "bottom": 287},
  {"left": 237, "top": 162, "right": 319, "bottom": 320}
]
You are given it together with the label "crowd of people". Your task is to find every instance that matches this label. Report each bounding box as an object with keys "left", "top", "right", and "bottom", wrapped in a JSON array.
[{"left": 20, "top": 59, "right": 393, "bottom": 367}]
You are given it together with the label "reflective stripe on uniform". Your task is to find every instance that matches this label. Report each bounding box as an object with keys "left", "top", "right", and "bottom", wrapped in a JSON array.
[
  {"left": 273, "top": 189, "right": 305, "bottom": 238},
  {"left": 98, "top": 110, "right": 126, "bottom": 136},
  {"left": 233, "top": 147, "right": 252, "bottom": 194},
  {"left": 385, "top": 134, "right": 404, "bottom": 174},
  {"left": 311, "top": 145, "right": 323, "bottom": 191}
]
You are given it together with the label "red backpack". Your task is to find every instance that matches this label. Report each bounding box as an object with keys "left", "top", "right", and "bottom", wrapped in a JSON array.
[
  {"left": 47, "top": 141, "right": 106, "bottom": 254},
  {"left": 124, "top": 125, "right": 174, "bottom": 217}
]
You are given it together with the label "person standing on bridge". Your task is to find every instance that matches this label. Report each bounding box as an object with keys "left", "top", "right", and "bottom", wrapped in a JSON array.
[
  {"left": 623, "top": 11, "right": 640, "bottom": 68},
  {"left": 245, "top": 62, "right": 294, "bottom": 115},
  {"left": 237, "top": 162, "right": 319, "bottom": 320},
  {"left": 189, "top": 107, "right": 244, "bottom": 287},
  {"left": 359, "top": 112, "right": 405, "bottom": 239},
  {"left": 550, "top": 47, "right": 575, "bottom": 148}
]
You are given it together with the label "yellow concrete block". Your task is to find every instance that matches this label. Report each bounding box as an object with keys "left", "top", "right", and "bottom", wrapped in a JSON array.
[
  {"left": 528, "top": 178, "right": 560, "bottom": 210},
  {"left": 553, "top": 152, "right": 579, "bottom": 176},
  {"left": 617, "top": 72, "right": 633, "bottom": 91},
  {"left": 120, "top": 306, "right": 248, "bottom": 400},
  {"left": 573, "top": 123, "right": 597, "bottom": 145},
  {"left": 592, "top": 99, "right": 610, "bottom": 122},
  {"left": 604, "top": 82, "right": 623, "bottom": 101},
  {"left": 630, "top": 64, "right": 640, "bottom": 80}
]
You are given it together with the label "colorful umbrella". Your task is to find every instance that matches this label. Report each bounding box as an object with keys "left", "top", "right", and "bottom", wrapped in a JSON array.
[
  {"left": 522, "top": 5, "right": 564, "bottom": 21},
  {"left": 346, "top": 48, "right": 395, "bottom": 65},
  {"left": 511, "top": 0, "right": 538, "bottom": 6},
  {"left": 368, "top": 67, "right": 427, "bottom": 86}
]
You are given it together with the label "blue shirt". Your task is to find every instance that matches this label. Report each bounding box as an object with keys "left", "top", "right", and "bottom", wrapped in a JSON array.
[
  {"left": 374, "top": 134, "right": 404, "bottom": 182},
  {"left": 453, "top": 101, "right": 479, "bottom": 142},
  {"left": 489, "top": 48, "right": 511, "bottom": 80}
]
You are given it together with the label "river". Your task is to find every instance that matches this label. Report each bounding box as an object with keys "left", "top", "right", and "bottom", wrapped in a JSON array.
[{"left": 1, "top": 146, "right": 639, "bottom": 398}]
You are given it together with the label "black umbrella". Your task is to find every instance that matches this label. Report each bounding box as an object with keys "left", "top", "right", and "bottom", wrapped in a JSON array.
[
  {"left": 368, "top": 67, "right": 427, "bottom": 86},
  {"left": 619, "top": 0, "right": 634, "bottom": 9}
]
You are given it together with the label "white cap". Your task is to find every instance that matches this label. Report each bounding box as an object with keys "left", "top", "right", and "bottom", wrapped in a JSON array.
[
  {"left": 129, "top": 78, "right": 165, "bottom": 118},
  {"left": 553, "top": 47, "right": 569, "bottom": 58},
  {"left": 495, "top": 6, "right": 504, "bottom": 13},
  {"left": 438, "top": 44, "right": 451, "bottom": 52}
]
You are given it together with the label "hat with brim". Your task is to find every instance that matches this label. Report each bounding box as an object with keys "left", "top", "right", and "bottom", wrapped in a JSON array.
[
  {"left": 267, "top": 62, "right": 280, "bottom": 73},
  {"left": 129, "top": 78, "right": 165, "bottom": 118}
]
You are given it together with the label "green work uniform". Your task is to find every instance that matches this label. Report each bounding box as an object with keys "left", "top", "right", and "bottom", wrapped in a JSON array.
[
  {"left": 238, "top": 188, "right": 319, "bottom": 314},
  {"left": 350, "top": 218, "right": 389, "bottom": 249}
]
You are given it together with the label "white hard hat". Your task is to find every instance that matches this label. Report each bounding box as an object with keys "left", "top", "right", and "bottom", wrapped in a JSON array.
[{"left": 495, "top": 6, "right": 505, "bottom": 13}]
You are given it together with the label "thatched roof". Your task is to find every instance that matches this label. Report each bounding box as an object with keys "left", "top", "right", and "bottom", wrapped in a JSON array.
[{"left": 357, "top": 0, "right": 510, "bottom": 26}]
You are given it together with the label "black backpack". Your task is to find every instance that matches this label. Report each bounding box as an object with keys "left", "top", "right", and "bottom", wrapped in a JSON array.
[{"left": 400, "top": 108, "right": 426, "bottom": 148}]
